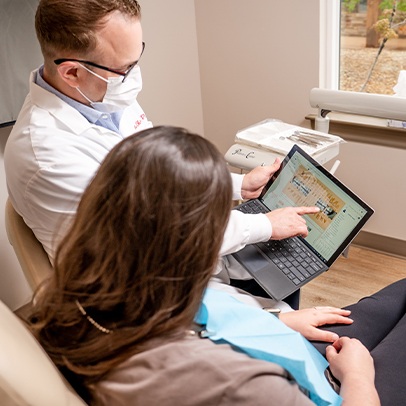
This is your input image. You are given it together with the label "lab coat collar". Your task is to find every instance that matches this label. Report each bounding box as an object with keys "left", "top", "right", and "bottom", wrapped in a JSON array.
[{"left": 28, "top": 70, "right": 113, "bottom": 137}]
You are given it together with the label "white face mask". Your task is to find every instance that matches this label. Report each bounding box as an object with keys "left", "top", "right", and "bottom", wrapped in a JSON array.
[{"left": 76, "top": 63, "right": 142, "bottom": 113}]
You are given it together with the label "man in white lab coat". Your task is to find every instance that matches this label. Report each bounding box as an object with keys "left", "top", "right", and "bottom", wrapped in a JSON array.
[{"left": 4, "top": 0, "right": 317, "bottom": 308}]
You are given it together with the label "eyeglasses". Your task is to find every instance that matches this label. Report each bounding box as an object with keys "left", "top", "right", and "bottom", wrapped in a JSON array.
[{"left": 54, "top": 42, "right": 145, "bottom": 83}]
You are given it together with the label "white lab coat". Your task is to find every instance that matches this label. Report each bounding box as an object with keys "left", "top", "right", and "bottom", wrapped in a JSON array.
[
  {"left": 5, "top": 69, "right": 151, "bottom": 262},
  {"left": 4, "top": 69, "right": 272, "bottom": 276}
]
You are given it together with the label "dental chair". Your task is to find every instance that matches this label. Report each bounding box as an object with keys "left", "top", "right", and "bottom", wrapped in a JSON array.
[
  {"left": 5, "top": 198, "right": 53, "bottom": 291},
  {"left": 0, "top": 300, "right": 87, "bottom": 406}
]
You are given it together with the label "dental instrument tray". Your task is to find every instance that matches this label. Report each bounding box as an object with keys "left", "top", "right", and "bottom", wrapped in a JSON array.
[
  {"left": 234, "top": 118, "right": 344, "bottom": 156},
  {"left": 225, "top": 118, "right": 344, "bottom": 170}
]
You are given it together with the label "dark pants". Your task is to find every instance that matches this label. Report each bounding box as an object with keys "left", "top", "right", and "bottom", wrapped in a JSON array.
[
  {"left": 311, "top": 278, "right": 406, "bottom": 406},
  {"left": 230, "top": 278, "right": 301, "bottom": 310}
]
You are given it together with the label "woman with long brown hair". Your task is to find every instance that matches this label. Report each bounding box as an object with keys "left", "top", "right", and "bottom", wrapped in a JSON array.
[
  {"left": 29, "top": 126, "right": 406, "bottom": 405},
  {"left": 29, "top": 126, "right": 233, "bottom": 403}
]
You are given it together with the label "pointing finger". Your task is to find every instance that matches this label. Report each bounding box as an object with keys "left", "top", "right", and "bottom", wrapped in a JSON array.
[{"left": 295, "top": 206, "right": 321, "bottom": 215}]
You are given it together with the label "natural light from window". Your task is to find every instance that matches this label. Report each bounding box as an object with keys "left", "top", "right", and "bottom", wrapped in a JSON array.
[
  {"left": 341, "top": 0, "right": 406, "bottom": 96},
  {"left": 333, "top": 0, "right": 406, "bottom": 96}
]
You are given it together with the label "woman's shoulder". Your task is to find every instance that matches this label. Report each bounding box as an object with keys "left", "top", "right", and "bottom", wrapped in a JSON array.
[{"left": 96, "top": 336, "right": 314, "bottom": 406}]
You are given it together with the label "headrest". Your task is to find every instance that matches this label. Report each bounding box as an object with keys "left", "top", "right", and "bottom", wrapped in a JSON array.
[{"left": 0, "top": 301, "right": 87, "bottom": 406}]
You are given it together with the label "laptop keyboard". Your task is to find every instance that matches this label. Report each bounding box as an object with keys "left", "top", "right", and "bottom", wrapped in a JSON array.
[
  {"left": 236, "top": 201, "right": 325, "bottom": 286},
  {"left": 236, "top": 200, "right": 267, "bottom": 214}
]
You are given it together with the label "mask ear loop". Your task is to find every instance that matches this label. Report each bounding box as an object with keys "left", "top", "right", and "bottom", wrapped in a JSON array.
[
  {"left": 75, "top": 86, "right": 95, "bottom": 105},
  {"left": 75, "top": 63, "right": 110, "bottom": 105},
  {"left": 77, "top": 62, "right": 109, "bottom": 83}
]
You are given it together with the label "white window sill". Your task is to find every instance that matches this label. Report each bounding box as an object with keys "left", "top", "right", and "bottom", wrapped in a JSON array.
[{"left": 306, "top": 112, "right": 406, "bottom": 149}]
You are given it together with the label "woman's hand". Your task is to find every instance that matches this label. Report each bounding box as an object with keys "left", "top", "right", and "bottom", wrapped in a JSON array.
[
  {"left": 326, "top": 337, "right": 375, "bottom": 384},
  {"left": 326, "top": 337, "right": 380, "bottom": 405},
  {"left": 279, "top": 307, "right": 353, "bottom": 342}
]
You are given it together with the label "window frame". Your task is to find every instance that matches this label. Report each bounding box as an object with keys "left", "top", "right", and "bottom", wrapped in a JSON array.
[
  {"left": 319, "top": 0, "right": 340, "bottom": 89},
  {"left": 314, "top": 0, "right": 406, "bottom": 149}
]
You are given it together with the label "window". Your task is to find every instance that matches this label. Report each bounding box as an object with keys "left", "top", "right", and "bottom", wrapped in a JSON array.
[{"left": 321, "top": 0, "right": 406, "bottom": 96}]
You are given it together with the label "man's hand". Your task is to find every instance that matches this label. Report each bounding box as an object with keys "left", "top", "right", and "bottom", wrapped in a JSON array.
[
  {"left": 241, "top": 158, "right": 281, "bottom": 199},
  {"left": 279, "top": 307, "right": 353, "bottom": 342},
  {"left": 266, "top": 206, "right": 320, "bottom": 240}
]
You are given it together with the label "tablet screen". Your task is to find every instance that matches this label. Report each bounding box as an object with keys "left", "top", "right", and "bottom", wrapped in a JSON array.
[{"left": 259, "top": 145, "right": 374, "bottom": 264}]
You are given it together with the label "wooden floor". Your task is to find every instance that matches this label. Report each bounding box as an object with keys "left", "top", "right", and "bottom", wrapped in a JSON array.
[{"left": 300, "top": 245, "right": 406, "bottom": 309}]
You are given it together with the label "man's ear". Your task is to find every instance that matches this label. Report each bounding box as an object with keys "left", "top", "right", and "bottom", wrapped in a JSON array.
[{"left": 56, "top": 62, "right": 82, "bottom": 88}]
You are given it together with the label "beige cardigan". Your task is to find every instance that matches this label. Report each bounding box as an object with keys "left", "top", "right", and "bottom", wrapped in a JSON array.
[{"left": 97, "top": 335, "right": 315, "bottom": 406}]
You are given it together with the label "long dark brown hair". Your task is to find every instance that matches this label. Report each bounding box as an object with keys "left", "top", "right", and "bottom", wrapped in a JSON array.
[{"left": 29, "top": 126, "right": 232, "bottom": 403}]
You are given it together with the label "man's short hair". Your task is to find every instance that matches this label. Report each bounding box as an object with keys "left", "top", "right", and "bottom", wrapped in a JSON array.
[{"left": 35, "top": 0, "right": 141, "bottom": 60}]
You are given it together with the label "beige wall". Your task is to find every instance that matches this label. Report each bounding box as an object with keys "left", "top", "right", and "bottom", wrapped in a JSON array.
[
  {"left": 195, "top": 0, "right": 320, "bottom": 154},
  {"left": 0, "top": 0, "right": 404, "bottom": 308},
  {"left": 334, "top": 141, "right": 406, "bottom": 241},
  {"left": 138, "top": 1, "right": 204, "bottom": 134}
]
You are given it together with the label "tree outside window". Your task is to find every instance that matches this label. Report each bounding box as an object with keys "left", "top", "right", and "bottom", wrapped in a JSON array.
[{"left": 341, "top": 0, "right": 406, "bottom": 95}]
